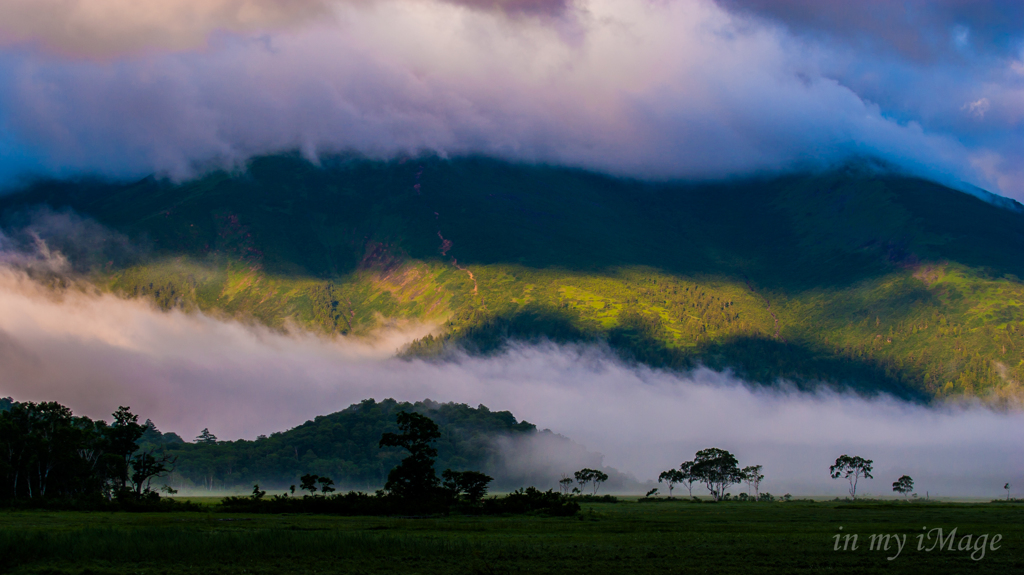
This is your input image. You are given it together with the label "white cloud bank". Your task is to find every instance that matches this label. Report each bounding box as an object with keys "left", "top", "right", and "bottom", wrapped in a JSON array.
[
  {"left": 2, "top": 0, "right": 1019, "bottom": 198},
  {"left": 0, "top": 264, "right": 1021, "bottom": 498}
]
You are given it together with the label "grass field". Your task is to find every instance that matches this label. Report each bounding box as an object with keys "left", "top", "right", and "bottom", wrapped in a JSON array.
[{"left": 2, "top": 501, "right": 1021, "bottom": 574}]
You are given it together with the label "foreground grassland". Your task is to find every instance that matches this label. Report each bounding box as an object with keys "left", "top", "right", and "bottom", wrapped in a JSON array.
[{"left": 1, "top": 501, "right": 1021, "bottom": 574}]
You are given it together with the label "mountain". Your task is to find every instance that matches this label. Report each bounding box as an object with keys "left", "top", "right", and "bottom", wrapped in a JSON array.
[{"left": 3, "top": 154, "right": 1024, "bottom": 402}]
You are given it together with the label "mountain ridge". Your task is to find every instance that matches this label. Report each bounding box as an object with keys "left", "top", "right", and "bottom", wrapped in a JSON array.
[{"left": 3, "top": 155, "right": 1024, "bottom": 403}]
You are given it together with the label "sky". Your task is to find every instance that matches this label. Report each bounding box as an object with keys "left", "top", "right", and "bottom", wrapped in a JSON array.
[{"left": 0, "top": 0, "right": 1023, "bottom": 198}]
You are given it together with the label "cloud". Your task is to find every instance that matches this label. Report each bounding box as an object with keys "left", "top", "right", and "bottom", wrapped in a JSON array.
[
  {"left": 0, "top": 0, "right": 333, "bottom": 57},
  {"left": 0, "top": 0, "right": 992, "bottom": 193},
  {"left": 0, "top": 252, "right": 1021, "bottom": 497},
  {"left": 719, "top": 0, "right": 1024, "bottom": 62},
  {"left": 0, "top": 207, "right": 144, "bottom": 273},
  {"left": 0, "top": 0, "right": 570, "bottom": 58},
  {"left": 0, "top": 0, "right": 1023, "bottom": 199}
]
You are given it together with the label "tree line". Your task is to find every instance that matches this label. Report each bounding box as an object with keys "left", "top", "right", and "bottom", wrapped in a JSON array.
[
  {"left": 649, "top": 450, "right": 942, "bottom": 502},
  {"left": 0, "top": 400, "right": 172, "bottom": 504},
  {"left": 3, "top": 397, "right": 1006, "bottom": 506}
]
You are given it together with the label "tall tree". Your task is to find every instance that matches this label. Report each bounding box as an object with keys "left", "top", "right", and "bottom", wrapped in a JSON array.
[
  {"left": 573, "top": 469, "right": 591, "bottom": 494},
  {"left": 691, "top": 448, "right": 743, "bottom": 502},
  {"left": 829, "top": 455, "right": 873, "bottom": 499},
  {"left": 379, "top": 411, "right": 442, "bottom": 500},
  {"left": 679, "top": 460, "right": 699, "bottom": 497},
  {"left": 574, "top": 468, "right": 609, "bottom": 495},
  {"left": 27, "top": 402, "right": 76, "bottom": 498},
  {"left": 105, "top": 406, "right": 146, "bottom": 494}
]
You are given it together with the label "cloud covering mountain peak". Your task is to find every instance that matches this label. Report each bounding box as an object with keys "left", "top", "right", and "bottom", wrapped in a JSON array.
[{"left": 0, "top": 0, "right": 1022, "bottom": 199}]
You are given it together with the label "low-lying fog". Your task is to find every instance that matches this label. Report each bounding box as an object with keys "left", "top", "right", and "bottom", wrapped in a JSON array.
[{"left": 0, "top": 265, "right": 1021, "bottom": 498}]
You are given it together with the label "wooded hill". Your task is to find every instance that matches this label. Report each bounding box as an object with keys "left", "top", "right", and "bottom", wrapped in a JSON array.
[
  {"left": 146, "top": 398, "right": 585, "bottom": 492},
  {"left": 4, "top": 155, "right": 1024, "bottom": 401}
]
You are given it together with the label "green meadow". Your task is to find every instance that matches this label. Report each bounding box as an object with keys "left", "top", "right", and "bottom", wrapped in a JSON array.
[{"left": 2, "top": 501, "right": 1021, "bottom": 574}]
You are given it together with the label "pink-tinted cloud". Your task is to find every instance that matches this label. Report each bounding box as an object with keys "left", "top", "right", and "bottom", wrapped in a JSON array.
[
  {"left": 0, "top": 1, "right": 983, "bottom": 187},
  {"left": 0, "top": 0, "right": 570, "bottom": 58},
  {"left": 0, "top": 0, "right": 1022, "bottom": 199},
  {"left": 0, "top": 0, "right": 332, "bottom": 58}
]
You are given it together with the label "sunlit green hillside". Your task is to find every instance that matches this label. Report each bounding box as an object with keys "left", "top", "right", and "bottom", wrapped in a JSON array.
[{"left": 5, "top": 155, "right": 1024, "bottom": 402}]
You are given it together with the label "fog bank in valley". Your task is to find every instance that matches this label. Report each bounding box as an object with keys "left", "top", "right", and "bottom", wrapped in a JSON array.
[{"left": 0, "top": 264, "right": 1021, "bottom": 498}]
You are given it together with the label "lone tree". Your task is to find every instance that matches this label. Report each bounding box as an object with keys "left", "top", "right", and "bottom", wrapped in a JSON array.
[
  {"left": 830, "top": 455, "right": 873, "bottom": 499},
  {"left": 574, "top": 468, "right": 609, "bottom": 495},
  {"left": 691, "top": 448, "right": 743, "bottom": 502},
  {"left": 379, "top": 411, "right": 442, "bottom": 501},
  {"left": 658, "top": 469, "right": 684, "bottom": 498},
  {"left": 1005, "top": 483, "right": 1011, "bottom": 501},
  {"left": 741, "top": 465, "right": 764, "bottom": 498},
  {"left": 892, "top": 475, "right": 914, "bottom": 500}
]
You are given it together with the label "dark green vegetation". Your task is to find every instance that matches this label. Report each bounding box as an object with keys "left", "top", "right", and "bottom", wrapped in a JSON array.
[
  {"left": 0, "top": 397, "right": 579, "bottom": 518},
  {"left": 216, "top": 409, "right": 579, "bottom": 518},
  {"left": 3, "top": 396, "right": 578, "bottom": 493},
  {"left": 6, "top": 155, "right": 1024, "bottom": 400},
  {"left": 1, "top": 501, "right": 1021, "bottom": 574},
  {"left": 154, "top": 398, "right": 567, "bottom": 492},
  {"left": 219, "top": 485, "right": 579, "bottom": 518},
  {"left": 0, "top": 401, "right": 174, "bottom": 505}
]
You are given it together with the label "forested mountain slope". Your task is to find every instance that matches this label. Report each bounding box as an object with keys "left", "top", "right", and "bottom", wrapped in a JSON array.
[{"left": 4, "top": 155, "right": 1024, "bottom": 402}]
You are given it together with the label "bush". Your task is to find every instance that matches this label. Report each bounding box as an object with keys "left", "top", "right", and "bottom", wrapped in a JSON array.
[
  {"left": 0, "top": 494, "right": 202, "bottom": 513},
  {"left": 481, "top": 488, "right": 580, "bottom": 516},
  {"left": 219, "top": 487, "right": 581, "bottom": 517},
  {"left": 574, "top": 494, "right": 618, "bottom": 503},
  {"left": 220, "top": 491, "right": 443, "bottom": 516}
]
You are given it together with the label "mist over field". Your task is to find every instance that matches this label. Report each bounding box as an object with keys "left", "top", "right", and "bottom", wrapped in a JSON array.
[{"left": 0, "top": 258, "right": 1021, "bottom": 498}]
